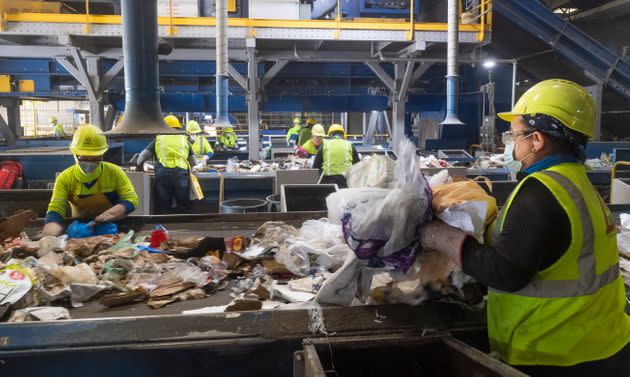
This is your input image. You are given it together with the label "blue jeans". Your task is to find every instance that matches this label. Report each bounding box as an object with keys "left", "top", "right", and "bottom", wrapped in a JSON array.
[{"left": 155, "top": 164, "right": 191, "bottom": 214}]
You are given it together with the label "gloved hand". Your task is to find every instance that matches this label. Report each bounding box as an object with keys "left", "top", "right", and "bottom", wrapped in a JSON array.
[
  {"left": 202, "top": 154, "right": 210, "bottom": 163},
  {"left": 0, "top": 210, "right": 37, "bottom": 241},
  {"left": 296, "top": 146, "right": 308, "bottom": 158},
  {"left": 419, "top": 220, "right": 468, "bottom": 267}
]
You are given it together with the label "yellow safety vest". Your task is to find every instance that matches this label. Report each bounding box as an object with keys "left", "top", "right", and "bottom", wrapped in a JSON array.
[
  {"left": 487, "top": 163, "right": 630, "bottom": 366},
  {"left": 323, "top": 138, "right": 353, "bottom": 176},
  {"left": 155, "top": 135, "right": 190, "bottom": 170},
  {"left": 191, "top": 136, "right": 213, "bottom": 156},
  {"left": 219, "top": 132, "right": 237, "bottom": 148},
  {"left": 286, "top": 125, "right": 301, "bottom": 143},
  {"left": 302, "top": 139, "right": 319, "bottom": 155}
]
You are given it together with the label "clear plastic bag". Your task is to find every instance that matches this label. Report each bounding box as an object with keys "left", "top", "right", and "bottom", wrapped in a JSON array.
[
  {"left": 334, "top": 138, "right": 433, "bottom": 272},
  {"left": 275, "top": 243, "right": 311, "bottom": 276},
  {"left": 298, "top": 219, "right": 344, "bottom": 250}
]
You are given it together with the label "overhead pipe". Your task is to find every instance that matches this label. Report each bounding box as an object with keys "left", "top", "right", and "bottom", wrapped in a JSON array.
[
  {"left": 440, "top": 0, "right": 464, "bottom": 125},
  {"left": 214, "top": 0, "right": 230, "bottom": 128},
  {"left": 106, "top": 0, "right": 178, "bottom": 136}
]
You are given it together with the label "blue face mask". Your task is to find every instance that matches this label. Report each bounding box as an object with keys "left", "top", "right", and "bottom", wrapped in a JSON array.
[{"left": 503, "top": 134, "right": 534, "bottom": 173}]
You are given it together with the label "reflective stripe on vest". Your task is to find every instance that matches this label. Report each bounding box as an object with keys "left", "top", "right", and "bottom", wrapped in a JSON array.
[
  {"left": 156, "top": 135, "right": 189, "bottom": 169},
  {"left": 492, "top": 170, "right": 619, "bottom": 298},
  {"left": 323, "top": 138, "right": 352, "bottom": 176},
  {"left": 487, "top": 163, "right": 630, "bottom": 366}
]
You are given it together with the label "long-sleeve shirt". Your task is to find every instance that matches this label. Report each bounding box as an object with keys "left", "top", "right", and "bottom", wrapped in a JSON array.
[
  {"left": 462, "top": 177, "right": 571, "bottom": 292},
  {"left": 45, "top": 162, "right": 139, "bottom": 224}
]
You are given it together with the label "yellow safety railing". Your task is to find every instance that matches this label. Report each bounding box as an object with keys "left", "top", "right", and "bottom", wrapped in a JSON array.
[{"left": 3, "top": 13, "right": 487, "bottom": 34}]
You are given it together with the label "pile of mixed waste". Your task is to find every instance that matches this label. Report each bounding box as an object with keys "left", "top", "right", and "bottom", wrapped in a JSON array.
[
  {"left": 614, "top": 214, "right": 630, "bottom": 298},
  {"left": 0, "top": 139, "right": 502, "bottom": 322},
  {"left": 203, "top": 157, "right": 310, "bottom": 173}
]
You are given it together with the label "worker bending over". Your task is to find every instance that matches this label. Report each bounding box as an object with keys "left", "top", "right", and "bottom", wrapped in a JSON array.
[
  {"left": 42, "top": 124, "right": 138, "bottom": 236},
  {"left": 217, "top": 126, "right": 238, "bottom": 150},
  {"left": 313, "top": 124, "right": 359, "bottom": 188},
  {"left": 50, "top": 116, "right": 66, "bottom": 139},
  {"left": 186, "top": 120, "right": 214, "bottom": 164},
  {"left": 296, "top": 124, "right": 326, "bottom": 158},
  {"left": 286, "top": 117, "right": 302, "bottom": 146},
  {"left": 420, "top": 79, "right": 630, "bottom": 376},
  {"left": 297, "top": 117, "right": 316, "bottom": 147},
  {"left": 137, "top": 115, "right": 196, "bottom": 214}
]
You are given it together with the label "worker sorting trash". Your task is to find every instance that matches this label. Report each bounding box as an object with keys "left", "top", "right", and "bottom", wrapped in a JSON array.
[
  {"left": 285, "top": 117, "right": 302, "bottom": 147},
  {"left": 296, "top": 123, "right": 326, "bottom": 158},
  {"left": 186, "top": 120, "right": 214, "bottom": 164},
  {"left": 216, "top": 125, "right": 239, "bottom": 150},
  {"left": 313, "top": 123, "right": 359, "bottom": 188},
  {"left": 136, "top": 115, "right": 196, "bottom": 214},
  {"left": 42, "top": 124, "right": 139, "bottom": 236},
  {"left": 419, "top": 79, "right": 630, "bottom": 376}
]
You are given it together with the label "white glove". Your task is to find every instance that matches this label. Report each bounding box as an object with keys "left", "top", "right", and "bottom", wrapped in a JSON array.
[{"left": 202, "top": 155, "right": 210, "bottom": 163}]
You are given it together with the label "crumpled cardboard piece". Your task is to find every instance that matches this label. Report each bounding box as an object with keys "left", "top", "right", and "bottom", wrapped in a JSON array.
[
  {"left": 39, "top": 283, "right": 107, "bottom": 307},
  {"left": 65, "top": 235, "right": 118, "bottom": 259},
  {"left": 148, "top": 287, "right": 206, "bottom": 309},
  {"left": 0, "top": 210, "right": 37, "bottom": 242}
]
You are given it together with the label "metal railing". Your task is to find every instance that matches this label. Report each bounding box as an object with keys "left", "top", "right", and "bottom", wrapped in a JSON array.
[{"left": 0, "top": 0, "right": 492, "bottom": 38}]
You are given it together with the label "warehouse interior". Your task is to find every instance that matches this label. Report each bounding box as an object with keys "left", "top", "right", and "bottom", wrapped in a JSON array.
[{"left": 0, "top": 0, "right": 629, "bottom": 376}]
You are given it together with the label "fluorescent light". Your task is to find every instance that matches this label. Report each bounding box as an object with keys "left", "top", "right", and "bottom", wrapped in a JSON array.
[{"left": 483, "top": 59, "right": 496, "bottom": 69}]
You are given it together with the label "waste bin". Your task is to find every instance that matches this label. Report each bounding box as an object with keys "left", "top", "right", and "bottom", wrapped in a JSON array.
[
  {"left": 266, "top": 194, "right": 281, "bottom": 212},
  {"left": 294, "top": 334, "right": 526, "bottom": 377},
  {"left": 219, "top": 199, "right": 268, "bottom": 214}
]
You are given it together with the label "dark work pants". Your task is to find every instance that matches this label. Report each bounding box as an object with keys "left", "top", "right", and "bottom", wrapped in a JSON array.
[
  {"left": 155, "top": 164, "right": 191, "bottom": 214},
  {"left": 320, "top": 174, "right": 348, "bottom": 189}
]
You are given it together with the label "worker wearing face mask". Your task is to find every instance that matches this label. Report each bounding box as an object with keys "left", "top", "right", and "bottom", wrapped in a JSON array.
[
  {"left": 42, "top": 124, "right": 139, "bottom": 236},
  {"left": 420, "top": 79, "right": 630, "bottom": 376},
  {"left": 186, "top": 120, "right": 214, "bottom": 165},
  {"left": 217, "top": 126, "right": 239, "bottom": 150},
  {"left": 296, "top": 124, "right": 326, "bottom": 158}
]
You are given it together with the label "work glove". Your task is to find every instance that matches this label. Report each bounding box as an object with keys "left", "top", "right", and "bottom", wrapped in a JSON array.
[
  {"left": 419, "top": 220, "right": 468, "bottom": 267},
  {"left": 296, "top": 146, "right": 308, "bottom": 158},
  {"left": 0, "top": 210, "right": 37, "bottom": 242},
  {"left": 202, "top": 155, "right": 210, "bottom": 163}
]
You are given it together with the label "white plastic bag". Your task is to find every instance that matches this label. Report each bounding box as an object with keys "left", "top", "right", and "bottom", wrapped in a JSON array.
[
  {"left": 437, "top": 200, "right": 489, "bottom": 243},
  {"left": 0, "top": 265, "right": 33, "bottom": 305},
  {"left": 326, "top": 188, "right": 389, "bottom": 225},
  {"left": 345, "top": 155, "right": 396, "bottom": 188},
  {"left": 298, "top": 219, "right": 344, "bottom": 250},
  {"left": 275, "top": 243, "right": 312, "bottom": 276}
]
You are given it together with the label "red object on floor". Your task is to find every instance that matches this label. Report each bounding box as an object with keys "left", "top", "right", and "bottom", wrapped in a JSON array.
[{"left": 149, "top": 229, "right": 168, "bottom": 248}]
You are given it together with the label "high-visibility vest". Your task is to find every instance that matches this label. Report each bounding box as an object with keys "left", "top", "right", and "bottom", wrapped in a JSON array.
[
  {"left": 155, "top": 135, "right": 190, "bottom": 169},
  {"left": 191, "top": 136, "right": 213, "bottom": 156},
  {"left": 323, "top": 138, "right": 353, "bottom": 176},
  {"left": 286, "top": 125, "right": 301, "bottom": 143},
  {"left": 302, "top": 139, "right": 319, "bottom": 155},
  {"left": 487, "top": 163, "right": 630, "bottom": 366},
  {"left": 219, "top": 132, "right": 237, "bottom": 148}
]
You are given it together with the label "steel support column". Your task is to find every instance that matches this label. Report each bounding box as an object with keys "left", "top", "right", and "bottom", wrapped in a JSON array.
[
  {"left": 86, "top": 56, "right": 105, "bottom": 128},
  {"left": 0, "top": 113, "right": 16, "bottom": 146},
  {"left": 247, "top": 46, "right": 260, "bottom": 160},
  {"left": 587, "top": 83, "right": 603, "bottom": 141}
]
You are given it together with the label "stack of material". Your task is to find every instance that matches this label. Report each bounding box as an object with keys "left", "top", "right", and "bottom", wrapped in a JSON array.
[
  {"left": 205, "top": 157, "right": 310, "bottom": 173},
  {"left": 616, "top": 214, "right": 630, "bottom": 296}
]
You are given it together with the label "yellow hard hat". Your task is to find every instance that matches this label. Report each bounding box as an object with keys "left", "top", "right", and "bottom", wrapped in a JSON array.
[
  {"left": 49, "top": 116, "right": 57, "bottom": 123},
  {"left": 223, "top": 126, "right": 235, "bottom": 133},
  {"left": 311, "top": 124, "right": 326, "bottom": 137},
  {"left": 327, "top": 124, "right": 346, "bottom": 138},
  {"left": 293, "top": 117, "right": 301, "bottom": 125},
  {"left": 69, "top": 124, "right": 109, "bottom": 156},
  {"left": 498, "top": 79, "right": 596, "bottom": 138},
  {"left": 186, "top": 120, "right": 202, "bottom": 134},
  {"left": 306, "top": 118, "right": 316, "bottom": 126},
  {"left": 164, "top": 115, "right": 182, "bottom": 129}
]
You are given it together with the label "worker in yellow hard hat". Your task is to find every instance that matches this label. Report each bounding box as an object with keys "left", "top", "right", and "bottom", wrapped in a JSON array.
[
  {"left": 286, "top": 117, "right": 302, "bottom": 146},
  {"left": 419, "top": 79, "right": 630, "bottom": 375},
  {"left": 296, "top": 124, "right": 326, "bottom": 158},
  {"left": 313, "top": 124, "right": 359, "bottom": 188},
  {"left": 297, "top": 117, "right": 317, "bottom": 147},
  {"left": 136, "top": 115, "right": 196, "bottom": 214},
  {"left": 186, "top": 120, "right": 214, "bottom": 165},
  {"left": 42, "top": 124, "right": 139, "bottom": 236},
  {"left": 216, "top": 126, "right": 239, "bottom": 150},
  {"left": 50, "top": 116, "right": 66, "bottom": 139}
]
